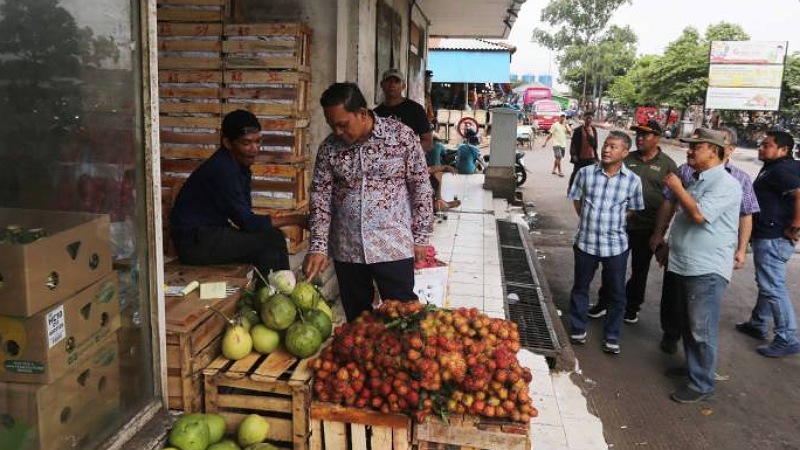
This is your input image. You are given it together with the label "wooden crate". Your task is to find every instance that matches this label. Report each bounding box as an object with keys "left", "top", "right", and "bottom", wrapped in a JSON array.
[
  {"left": 309, "top": 402, "right": 413, "bottom": 450},
  {"left": 223, "top": 23, "right": 312, "bottom": 72},
  {"left": 156, "top": 0, "right": 226, "bottom": 23},
  {"left": 203, "top": 349, "right": 316, "bottom": 450},
  {"left": 222, "top": 70, "right": 311, "bottom": 119},
  {"left": 164, "top": 262, "right": 252, "bottom": 412},
  {"left": 414, "top": 414, "right": 531, "bottom": 450}
]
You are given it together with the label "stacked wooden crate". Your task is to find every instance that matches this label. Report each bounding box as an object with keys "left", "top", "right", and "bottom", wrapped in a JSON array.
[{"left": 157, "top": 2, "right": 312, "bottom": 253}]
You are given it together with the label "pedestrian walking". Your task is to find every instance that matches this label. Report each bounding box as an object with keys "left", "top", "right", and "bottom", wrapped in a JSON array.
[{"left": 542, "top": 113, "right": 571, "bottom": 177}]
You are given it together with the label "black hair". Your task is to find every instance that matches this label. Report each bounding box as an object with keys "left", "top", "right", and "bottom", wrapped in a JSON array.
[
  {"left": 221, "top": 109, "right": 261, "bottom": 140},
  {"left": 766, "top": 130, "right": 794, "bottom": 153},
  {"left": 607, "top": 130, "right": 632, "bottom": 150},
  {"left": 320, "top": 82, "right": 368, "bottom": 113}
]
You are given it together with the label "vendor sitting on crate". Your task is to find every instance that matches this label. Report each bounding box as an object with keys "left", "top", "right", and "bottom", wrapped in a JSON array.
[{"left": 170, "top": 109, "right": 308, "bottom": 283}]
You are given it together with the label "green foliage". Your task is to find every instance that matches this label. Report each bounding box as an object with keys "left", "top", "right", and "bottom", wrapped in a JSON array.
[{"left": 782, "top": 53, "right": 800, "bottom": 112}]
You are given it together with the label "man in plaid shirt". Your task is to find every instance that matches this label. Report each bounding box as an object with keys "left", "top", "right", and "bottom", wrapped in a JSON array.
[{"left": 568, "top": 131, "right": 645, "bottom": 354}]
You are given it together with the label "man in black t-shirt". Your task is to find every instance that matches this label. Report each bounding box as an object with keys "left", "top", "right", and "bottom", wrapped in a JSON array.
[{"left": 374, "top": 68, "right": 433, "bottom": 152}]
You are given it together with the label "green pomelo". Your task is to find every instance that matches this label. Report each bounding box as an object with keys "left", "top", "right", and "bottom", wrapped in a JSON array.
[
  {"left": 285, "top": 322, "right": 322, "bottom": 358},
  {"left": 250, "top": 324, "right": 281, "bottom": 354},
  {"left": 237, "top": 414, "right": 270, "bottom": 447},
  {"left": 304, "top": 309, "right": 332, "bottom": 341},
  {"left": 260, "top": 294, "right": 297, "bottom": 330},
  {"left": 207, "top": 439, "right": 241, "bottom": 450},
  {"left": 290, "top": 281, "right": 318, "bottom": 311},
  {"left": 168, "top": 415, "right": 209, "bottom": 450},
  {"left": 204, "top": 413, "right": 227, "bottom": 444},
  {"left": 222, "top": 324, "right": 253, "bottom": 360},
  {"left": 315, "top": 299, "right": 334, "bottom": 321}
]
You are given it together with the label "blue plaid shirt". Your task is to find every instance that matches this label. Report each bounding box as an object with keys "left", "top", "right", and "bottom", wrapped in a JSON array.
[{"left": 569, "top": 163, "right": 645, "bottom": 257}]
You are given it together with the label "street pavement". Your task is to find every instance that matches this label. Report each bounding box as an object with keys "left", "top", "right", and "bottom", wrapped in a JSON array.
[{"left": 523, "top": 128, "right": 800, "bottom": 450}]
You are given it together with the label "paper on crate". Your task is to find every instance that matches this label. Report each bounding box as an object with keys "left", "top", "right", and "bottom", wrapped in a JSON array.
[{"left": 413, "top": 258, "right": 449, "bottom": 308}]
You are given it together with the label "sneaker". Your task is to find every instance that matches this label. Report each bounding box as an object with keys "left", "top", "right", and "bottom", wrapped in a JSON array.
[
  {"left": 558, "top": 172, "right": 565, "bottom": 177},
  {"left": 756, "top": 340, "right": 800, "bottom": 358},
  {"left": 664, "top": 366, "right": 688, "bottom": 379},
  {"left": 570, "top": 331, "right": 587, "bottom": 345},
  {"left": 670, "top": 385, "right": 714, "bottom": 404},
  {"left": 602, "top": 340, "right": 620, "bottom": 355},
  {"left": 623, "top": 311, "right": 639, "bottom": 324},
  {"left": 735, "top": 322, "right": 768, "bottom": 340},
  {"left": 587, "top": 304, "right": 607, "bottom": 319},
  {"left": 660, "top": 335, "right": 679, "bottom": 355}
]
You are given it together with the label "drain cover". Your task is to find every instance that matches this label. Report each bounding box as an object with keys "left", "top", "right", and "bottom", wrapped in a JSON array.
[{"left": 497, "top": 220, "right": 560, "bottom": 356}]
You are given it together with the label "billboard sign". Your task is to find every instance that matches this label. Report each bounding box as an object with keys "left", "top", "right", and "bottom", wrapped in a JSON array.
[{"left": 706, "top": 41, "right": 788, "bottom": 111}]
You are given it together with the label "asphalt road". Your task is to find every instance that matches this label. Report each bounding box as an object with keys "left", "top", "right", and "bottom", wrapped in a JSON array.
[{"left": 521, "top": 129, "right": 800, "bottom": 450}]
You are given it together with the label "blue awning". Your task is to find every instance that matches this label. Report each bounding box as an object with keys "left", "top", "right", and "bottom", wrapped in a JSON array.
[{"left": 428, "top": 50, "right": 511, "bottom": 83}]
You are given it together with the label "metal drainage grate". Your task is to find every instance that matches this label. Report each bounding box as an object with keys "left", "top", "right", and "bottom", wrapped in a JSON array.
[{"left": 497, "top": 219, "right": 560, "bottom": 356}]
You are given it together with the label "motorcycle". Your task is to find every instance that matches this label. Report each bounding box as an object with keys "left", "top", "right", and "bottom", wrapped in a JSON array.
[{"left": 481, "top": 152, "right": 528, "bottom": 187}]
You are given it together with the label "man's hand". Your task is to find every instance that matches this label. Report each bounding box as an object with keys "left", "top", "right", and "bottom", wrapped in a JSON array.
[
  {"left": 654, "top": 244, "right": 669, "bottom": 268},
  {"left": 784, "top": 225, "right": 800, "bottom": 244},
  {"left": 663, "top": 173, "right": 683, "bottom": 192},
  {"left": 303, "top": 252, "right": 329, "bottom": 282},
  {"left": 649, "top": 233, "right": 665, "bottom": 252},
  {"left": 444, "top": 165, "right": 457, "bottom": 174},
  {"left": 734, "top": 249, "right": 747, "bottom": 269},
  {"left": 414, "top": 245, "right": 428, "bottom": 263}
]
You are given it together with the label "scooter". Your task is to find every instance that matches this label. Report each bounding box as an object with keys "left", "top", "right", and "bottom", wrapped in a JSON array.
[{"left": 481, "top": 152, "right": 528, "bottom": 187}]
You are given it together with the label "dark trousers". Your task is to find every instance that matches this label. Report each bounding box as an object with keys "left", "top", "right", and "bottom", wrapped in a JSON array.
[
  {"left": 597, "top": 229, "right": 655, "bottom": 314},
  {"left": 334, "top": 258, "right": 417, "bottom": 322},
  {"left": 568, "top": 158, "right": 597, "bottom": 194},
  {"left": 660, "top": 268, "right": 684, "bottom": 342},
  {"left": 174, "top": 226, "right": 289, "bottom": 284},
  {"left": 570, "top": 246, "right": 629, "bottom": 342}
]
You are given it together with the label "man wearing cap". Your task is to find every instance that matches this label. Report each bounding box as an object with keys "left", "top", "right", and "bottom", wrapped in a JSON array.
[
  {"left": 170, "top": 109, "right": 307, "bottom": 281},
  {"left": 568, "top": 112, "right": 599, "bottom": 193},
  {"left": 660, "top": 128, "right": 741, "bottom": 403},
  {"left": 374, "top": 68, "right": 433, "bottom": 152},
  {"left": 303, "top": 83, "right": 433, "bottom": 322},
  {"left": 651, "top": 126, "right": 760, "bottom": 354},
  {"left": 542, "top": 113, "right": 571, "bottom": 177},
  {"left": 588, "top": 119, "right": 677, "bottom": 324},
  {"left": 733, "top": 130, "right": 800, "bottom": 358}
]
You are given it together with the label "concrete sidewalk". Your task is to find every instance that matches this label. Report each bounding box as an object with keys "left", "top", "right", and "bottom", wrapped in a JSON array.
[{"left": 433, "top": 173, "right": 608, "bottom": 450}]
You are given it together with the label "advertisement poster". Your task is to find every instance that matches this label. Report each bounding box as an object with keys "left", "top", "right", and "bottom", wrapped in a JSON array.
[
  {"left": 708, "top": 65, "right": 784, "bottom": 88},
  {"left": 705, "top": 87, "right": 781, "bottom": 111},
  {"left": 709, "top": 41, "right": 788, "bottom": 65}
]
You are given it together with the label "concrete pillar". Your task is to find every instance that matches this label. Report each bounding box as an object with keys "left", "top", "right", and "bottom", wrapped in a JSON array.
[{"left": 483, "top": 107, "right": 517, "bottom": 199}]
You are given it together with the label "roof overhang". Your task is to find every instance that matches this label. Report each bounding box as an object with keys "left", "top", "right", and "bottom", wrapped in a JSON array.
[{"left": 417, "top": 0, "right": 527, "bottom": 39}]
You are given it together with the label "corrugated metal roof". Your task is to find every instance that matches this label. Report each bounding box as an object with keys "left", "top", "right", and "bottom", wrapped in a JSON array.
[{"left": 428, "top": 38, "right": 516, "bottom": 53}]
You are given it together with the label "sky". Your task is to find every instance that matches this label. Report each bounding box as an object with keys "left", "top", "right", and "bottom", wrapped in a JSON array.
[{"left": 507, "top": 0, "right": 800, "bottom": 89}]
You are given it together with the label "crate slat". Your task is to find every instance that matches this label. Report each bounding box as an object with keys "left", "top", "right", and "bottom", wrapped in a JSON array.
[
  {"left": 223, "top": 39, "right": 299, "bottom": 52},
  {"left": 158, "top": 22, "right": 224, "bottom": 37},
  {"left": 414, "top": 414, "right": 531, "bottom": 450},
  {"left": 161, "top": 130, "right": 220, "bottom": 144},
  {"left": 159, "top": 56, "right": 223, "bottom": 69},
  {"left": 158, "top": 0, "right": 226, "bottom": 5},
  {"left": 157, "top": 9, "right": 224, "bottom": 22},
  {"left": 221, "top": 102, "right": 298, "bottom": 117},
  {"left": 160, "top": 101, "right": 222, "bottom": 115},
  {"left": 224, "top": 56, "right": 309, "bottom": 71},
  {"left": 160, "top": 87, "right": 221, "bottom": 99},
  {"left": 160, "top": 115, "right": 221, "bottom": 128},
  {"left": 159, "top": 39, "right": 222, "bottom": 52},
  {"left": 216, "top": 392, "right": 292, "bottom": 412},
  {"left": 224, "top": 70, "right": 308, "bottom": 84},
  {"left": 224, "top": 23, "right": 311, "bottom": 37},
  {"left": 222, "top": 86, "right": 301, "bottom": 101},
  {"left": 310, "top": 403, "right": 412, "bottom": 450},
  {"left": 159, "top": 70, "right": 223, "bottom": 83}
]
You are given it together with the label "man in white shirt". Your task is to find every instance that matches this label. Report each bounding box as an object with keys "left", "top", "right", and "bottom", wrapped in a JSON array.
[{"left": 542, "top": 113, "right": 571, "bottom": 177}]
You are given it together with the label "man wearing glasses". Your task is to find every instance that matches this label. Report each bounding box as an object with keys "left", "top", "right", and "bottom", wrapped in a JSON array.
[{"left": 661, "top": 128, "right": 741, "bottom": 403}]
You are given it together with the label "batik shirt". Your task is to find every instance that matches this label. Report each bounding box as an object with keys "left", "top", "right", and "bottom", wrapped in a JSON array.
[{"left": 309, "top": 114, "right": 434, "bottom": 264}]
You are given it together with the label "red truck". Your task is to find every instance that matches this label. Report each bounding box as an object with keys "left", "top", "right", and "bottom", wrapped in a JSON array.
[{"left": 635, "top": 106, "right": 678, "bottom": 127}]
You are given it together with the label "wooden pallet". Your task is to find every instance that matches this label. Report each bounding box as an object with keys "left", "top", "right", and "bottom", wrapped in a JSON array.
[
  {"left": 203, "top": 349, "right": 317, "bottom": 450},
  {"left": 309, "top": 402, "right": 413, "bottom": 450},
  {"left": 222, "top": 70, "right": 311, "bottom": 119},
  {"left": 414, "top": 414, "right": 531, "bottom": 450},
  {"left": 164, "top": 262, "right": 252, "bottom": 411},
  {"left": 223, "top": 23, "right": 312, "bottom": 72}
]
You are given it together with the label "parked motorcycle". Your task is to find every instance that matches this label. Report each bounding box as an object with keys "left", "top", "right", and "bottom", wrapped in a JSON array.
[{"left": 481, "top": 152, "right": 528, "bottom": 187}]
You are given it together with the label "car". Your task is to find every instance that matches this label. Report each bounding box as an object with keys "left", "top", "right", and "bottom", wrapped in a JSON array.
[{"left": 531, "top": 100, "right": 563, "bottom": 131}]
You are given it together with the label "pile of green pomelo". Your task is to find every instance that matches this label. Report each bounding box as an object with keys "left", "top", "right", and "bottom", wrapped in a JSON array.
[
  {"left": 164, "top": 413, "right": 274, "bottom": 450},
  {"left": 215, "top": 270, "right": 334, "bottom": 361}
]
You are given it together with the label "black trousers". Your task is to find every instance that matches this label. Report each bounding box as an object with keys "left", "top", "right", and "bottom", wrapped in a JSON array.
[
  {"left": 334, "top": 258, "right": 417, "bottom": 322},
  {"left": 568, "top": 158, "right": 597, "bottom": 194},
  {"left": 597, "top": 229, "right": 655, "bottom": 314},
  {"left": 174, "top": 226, "right": 289, "bottom": 284},
  {"left": 660, "top": 268, "right": 684, "bottom": 342}
]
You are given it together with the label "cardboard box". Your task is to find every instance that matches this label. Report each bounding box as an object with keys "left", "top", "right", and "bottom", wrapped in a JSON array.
[
  {"left": 413, "top": 259, "right": 449, "bottom": 308},
  {"left": 0, "top": 208, "right": 112, "bottom": 316},
  {"left": 0, "top": 335, "right": 121, "bottom": 450},
  {"left": 0, "top": 273, "right": 121, "bottom": 383}
]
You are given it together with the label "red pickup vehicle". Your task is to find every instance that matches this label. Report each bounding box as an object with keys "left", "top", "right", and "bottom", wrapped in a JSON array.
[
  {"left": 635, "top": 106, "right": 678, "bottom": 127},
  {"left": 532, "top": 100, "right": 563, "bottom": 131}
]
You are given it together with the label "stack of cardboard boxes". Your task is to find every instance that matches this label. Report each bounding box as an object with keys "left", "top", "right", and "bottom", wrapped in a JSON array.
[{"left": 0, "top": 208, "right": 121, "bottom": 450}]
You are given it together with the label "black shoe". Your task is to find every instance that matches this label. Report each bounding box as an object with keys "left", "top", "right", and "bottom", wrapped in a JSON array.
[
  {"left": 587, "top": 304, "right": 607, "bottom": 319},
  {"left": 735, "top": 322, "right": 768, "bottom": 341},
  {"left": 670, "top": 385, "right": 714, "bottom": 404},
  {"left": 570, "top": 331, "right": 587, "bottom": 345},
  {"left": 602, "top": 340, "right": 620, "bottom": 355},
  {"left": 664, "top": 366, "right": 688, "bottom": 379},
  {"left": 623, "top": 310, "right": 639, "bottom": 324},
  {"left": 660, "top": 336, "right": 679, "bottom": 354}
]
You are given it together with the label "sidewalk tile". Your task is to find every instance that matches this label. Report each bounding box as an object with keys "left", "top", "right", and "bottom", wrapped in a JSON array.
[
  {"left": 448, "top": 281, "right": 484, "bottom": 297},
  {"left": 449, "top": 272, "right": 483, "bottom": 285},
  {"left": 447, "top": 295, "right": 484, "bottom": 309},
  {"left": 530, "top": 423, "right": 569, "bottom": 448},
  {"left": 530, "top": 394, "right": 562, "bottom": 427},
  {"left": 562, "top": 417, "right": 607, "bottom": 450}
]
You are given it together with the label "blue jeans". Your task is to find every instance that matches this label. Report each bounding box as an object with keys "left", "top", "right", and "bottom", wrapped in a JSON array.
[
  {"left": 673, "top": 273, "right": 728, "bottom": 395},
  {"left": 570, "top": 246, "right": 629, "bottom": 342},
  {"left": 750, "top": 238, "right": 799, "bottom": 345}
]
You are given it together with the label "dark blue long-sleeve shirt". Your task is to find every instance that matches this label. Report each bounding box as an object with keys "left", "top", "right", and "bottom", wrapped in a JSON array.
[{"left": 170, "top": 148, "right": 272, "bottom": 240}]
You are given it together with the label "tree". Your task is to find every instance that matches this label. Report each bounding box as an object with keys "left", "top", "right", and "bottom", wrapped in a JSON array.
[
  {"left": 532, "top": 0, "right": 632, "bottom": 103},
  {"left": 781, "top": 52, "right": 800, "bottom": 113}
]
